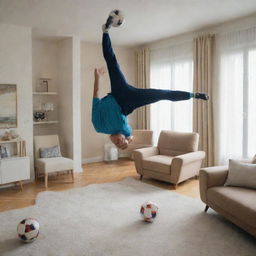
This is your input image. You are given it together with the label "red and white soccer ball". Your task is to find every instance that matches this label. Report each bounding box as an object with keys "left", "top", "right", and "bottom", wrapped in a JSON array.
[
  {"left": 140, "top": 202, "right": 158, "bottom": 223},
  {"left": 17, "top": 218, "right": 40, "bottom": 243},
  {"left": 109, "top": 9, "right": 124, "bottom": 27}
]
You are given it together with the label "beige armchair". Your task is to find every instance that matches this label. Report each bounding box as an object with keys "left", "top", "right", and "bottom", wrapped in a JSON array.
[
  {"left": 120, "top": 129, "right": 153, "bottom": 159},
  {"left": 133, "top": 130, "right": 205, "bottom": 189},
  {"left": 34, "top": 135, "right": 74, "bottom": 188}
]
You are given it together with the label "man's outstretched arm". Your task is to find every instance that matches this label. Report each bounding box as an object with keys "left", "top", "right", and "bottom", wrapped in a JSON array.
[{"left": 93, "top": 67, "right": 105, "bottom": 98}]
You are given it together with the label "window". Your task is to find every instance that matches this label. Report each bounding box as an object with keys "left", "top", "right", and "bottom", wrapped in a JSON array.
[
  {"left": 150, "top": 42, "right": 193, "bottom": 144},
  {"left": 215, "top": 28, "right": 256, "bottom": 163}
]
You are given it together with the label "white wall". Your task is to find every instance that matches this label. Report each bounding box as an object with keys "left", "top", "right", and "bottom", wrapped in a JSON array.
[
  {"left": 58, "top": 38, "right": 73, "bottom": 159},
  {"left": 72, "top": 37, "right": 82, "bottom": 172},
  {"left": 58, "top": 37, "right": 82, "bottom": 172},
  {"left": 81, "top": 41, "right": 137, "bottom": 163},
  {"left": 0, "top": 23, "right": 33, "bottom": 178}
]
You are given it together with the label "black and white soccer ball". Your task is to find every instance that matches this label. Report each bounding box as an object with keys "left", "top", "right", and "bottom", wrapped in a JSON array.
[
  {"left": 17, "top": 218, "right": 40, "bottom": 243},
  {"left": 140, "top": 202, "right": 158, "bottom": 223},
  {"left": 109, "top": 9, "right": 124, "bottom": 27}
]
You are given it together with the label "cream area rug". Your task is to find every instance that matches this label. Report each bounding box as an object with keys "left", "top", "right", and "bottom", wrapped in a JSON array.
[{"left": 0, "top": 178, "right": 255, "bottom": 256}]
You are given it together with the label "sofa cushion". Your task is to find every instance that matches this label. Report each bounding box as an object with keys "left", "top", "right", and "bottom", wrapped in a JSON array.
[
  {"left": 143, "top": 155, "right": 173, "bottom": 174},
  {"left": 36, "top": 157, "right": 73, "bottom": 173},
  {"left": 225, "top": 159, "right": 256, "bottom": 189},
  {"left": 207, "top": 186, "right": 256, "bottom": 228}
]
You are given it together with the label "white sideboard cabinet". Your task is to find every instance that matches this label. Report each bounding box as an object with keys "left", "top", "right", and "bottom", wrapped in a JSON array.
[
  {"left": 0, "top": 157, "right": 30, "bottom": 187},
  {"left": 0, "top": 139, "right": 30, "bottom": 190}
]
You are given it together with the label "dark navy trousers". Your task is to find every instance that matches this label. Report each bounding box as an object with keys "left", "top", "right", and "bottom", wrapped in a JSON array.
[{"left": 102, "top": 32, "right": 192, "bottom": 116}]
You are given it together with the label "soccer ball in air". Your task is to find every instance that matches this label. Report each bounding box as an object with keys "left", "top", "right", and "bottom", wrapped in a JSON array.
[
  {"left": 140, "top": 202, "right": 158, "bottom": 223},
  {"left": 109, "top": 9, "right": 124, "bottom": 27},
  {"left": 17, "top": 218, "right": 40, "bottom": 243}
]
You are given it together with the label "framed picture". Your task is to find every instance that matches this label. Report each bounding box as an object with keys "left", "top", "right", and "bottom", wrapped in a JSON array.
[{"left": 0, "top": 84, "right": 17, "bottom": 129}]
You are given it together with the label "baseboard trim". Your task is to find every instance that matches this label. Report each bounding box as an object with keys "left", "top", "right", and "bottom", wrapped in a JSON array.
[
  {"left": 82, "top": 156, "right": 104, "bottom": 164},
  {"left": 82, "top": 153, "right": 131, "bottom": 164},
  {"left": 118, "top": 152, "right": 131, "bottom": 158}
]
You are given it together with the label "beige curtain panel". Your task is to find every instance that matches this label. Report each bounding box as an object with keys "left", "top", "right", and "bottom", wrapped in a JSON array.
[
  {"left": 135, "top": 48, "right": 150, "bottom": 129},
  {"left": 193, "top": 34, "right": 215, "bottom": 167}
]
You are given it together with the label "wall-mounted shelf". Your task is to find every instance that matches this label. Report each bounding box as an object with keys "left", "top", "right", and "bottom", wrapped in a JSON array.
[
  {"left": 33, "top": 92, "right": 57, "bottom": 95},
  {"left": 33, "top": 121, "right": 59, "bottom": 125},
  {"left": 0, "top": 139, "right": 22, "bottom": 144}
]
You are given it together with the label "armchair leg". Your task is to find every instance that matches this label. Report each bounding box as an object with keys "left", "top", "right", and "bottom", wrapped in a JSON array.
[
  {"left": 140, "top": 175, "right": 143, "bottom": 180},
  {"left": 45, "top": 173, "right": 48, "bottom": 188},
  {"left": 173, "top": 184, "right": 178, "bottom": 190},
  {"left": 19, "top": 181, "right": 23, "bottom": 191},
  {"left": 204, "top": 205, "right": 209, "bottom": 212},
  {"left": 71, "top": 170, "right": 74, "bottom": 182}
]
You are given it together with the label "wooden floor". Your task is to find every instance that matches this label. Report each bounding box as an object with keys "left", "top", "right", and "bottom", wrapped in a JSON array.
[{"left": 0, "top": 158, "right": 200, "bottom": 212}]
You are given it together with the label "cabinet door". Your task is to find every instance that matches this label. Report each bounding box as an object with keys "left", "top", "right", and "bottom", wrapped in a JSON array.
[{"left": 1, "top": 157, "right": 30, "bottom": 184}]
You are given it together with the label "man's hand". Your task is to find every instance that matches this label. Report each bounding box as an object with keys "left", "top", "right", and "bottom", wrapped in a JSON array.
[
  {"left": 110, "top": 134, "right": 130, "bottom": 150},
  {"left": 94, "top": 67, "right": 105, "bottom": 80}
]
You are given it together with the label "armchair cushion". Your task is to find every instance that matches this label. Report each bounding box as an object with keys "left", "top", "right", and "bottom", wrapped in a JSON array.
[
  {"left": 39, "top": 145, "right": 62, "bottom": 158},
  {"left": 158, "top": 131, "right": 199, "bottom": 156},
  {"left": 36, "top": 157, "right": 73, "bottom": 173},
  {"left": 207, "top": 186, "right": 256, "bottom": 228},
  {"left": 143, "top": 155, "right": 173, "bottom": 174}
]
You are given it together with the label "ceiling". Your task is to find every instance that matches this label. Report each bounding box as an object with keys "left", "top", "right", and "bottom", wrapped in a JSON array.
[{"left": 0, "top": 0, "right": 256, "bottom": 46}]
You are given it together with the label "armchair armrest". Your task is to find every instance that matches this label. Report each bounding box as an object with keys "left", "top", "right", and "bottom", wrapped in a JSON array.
[
  {"left": 170, "top": 151, "right": 205, "bottom": 184},
  {"left": 133, "top": 147, "right": 159, "bottom": 176},
  {"left": 172, "top": 151, "right": 205, "bottom": 166},
  {"left": 199, "top": 166, "right": 229, "bottom": 203},
  {"left": 133, "top": 147, "right": 159, "bottom": 159}
]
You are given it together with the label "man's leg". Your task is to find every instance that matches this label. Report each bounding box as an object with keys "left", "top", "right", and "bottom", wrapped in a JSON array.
[
  {"left": 102, "top": 32, "right": 129, "bottom": 94},
  {"left": 120, "top": 87, "right": 193, "bottom": 115}
]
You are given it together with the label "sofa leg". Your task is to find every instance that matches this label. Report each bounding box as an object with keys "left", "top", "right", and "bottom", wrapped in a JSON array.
[
  {"left": 204, "top": 205, "right": 209, "bottom": 212},
  {"left": 140, "top": 175, "right": 143, "bottom": 180},
  {"left": 173, "top": 184, "right": 177, "bottom": 190}
]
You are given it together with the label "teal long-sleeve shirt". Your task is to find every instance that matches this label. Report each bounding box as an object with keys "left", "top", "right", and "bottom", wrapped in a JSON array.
[{"left": 91, "top": 94, "right": 132, "bottom": 137}]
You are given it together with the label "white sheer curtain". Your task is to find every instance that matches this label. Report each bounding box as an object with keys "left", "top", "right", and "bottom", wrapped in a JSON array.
[
  {"left": 214, "top": 27, "right": 256, "bottom": 164},
  {"left": 150, "top": 42, "right": 193, "bottom": 144}
]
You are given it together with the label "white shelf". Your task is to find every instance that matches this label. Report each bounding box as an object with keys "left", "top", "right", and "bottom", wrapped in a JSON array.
[
  {"left": 33, "top": 121, "right": 59, "bottom": 125},
  {"left": 0, "top": 139, "right": 22, "bottom": 144},
  {"left": 33, "top": 92, "right": 57, "bottom": 95}
]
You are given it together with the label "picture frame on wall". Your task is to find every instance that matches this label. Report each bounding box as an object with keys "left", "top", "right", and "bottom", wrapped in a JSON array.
[{"left": 0, "top": 84, "right": 17, "bottom": 129}]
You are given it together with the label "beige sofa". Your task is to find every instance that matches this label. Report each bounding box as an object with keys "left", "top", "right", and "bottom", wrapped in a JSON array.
[
  {"left": 133, "top": 130, "right": 205, "bottom": 189},
  {"left": 199, "top": 165, "right": 256, "bottom": 237}
]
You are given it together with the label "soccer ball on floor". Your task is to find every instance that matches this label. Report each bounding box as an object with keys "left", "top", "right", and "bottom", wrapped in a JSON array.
[
  {"left": 109, "top": 9, "right": 124, "bottom": 27},
  {"left": 140, "top": 202, "right": 158, "bottom": 223},
  {"left": 17, "top": 218, "right": 40, "bottom": 243}
]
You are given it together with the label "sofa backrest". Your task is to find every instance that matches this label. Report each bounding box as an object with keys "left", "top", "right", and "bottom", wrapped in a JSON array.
[{"left": 157, "top": 130, "right": 199, "bottom": 156}]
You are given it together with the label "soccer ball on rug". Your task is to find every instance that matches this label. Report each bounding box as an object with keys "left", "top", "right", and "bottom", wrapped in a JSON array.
[
  {"left": 17, "top": 218, "right": 40, "bottom": 243},
  {"left": 140, "top": 202, "right": 158, "bottom": 223},
  {"left": 109, "top": 9, "right": 124, "bottom": 27}
]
